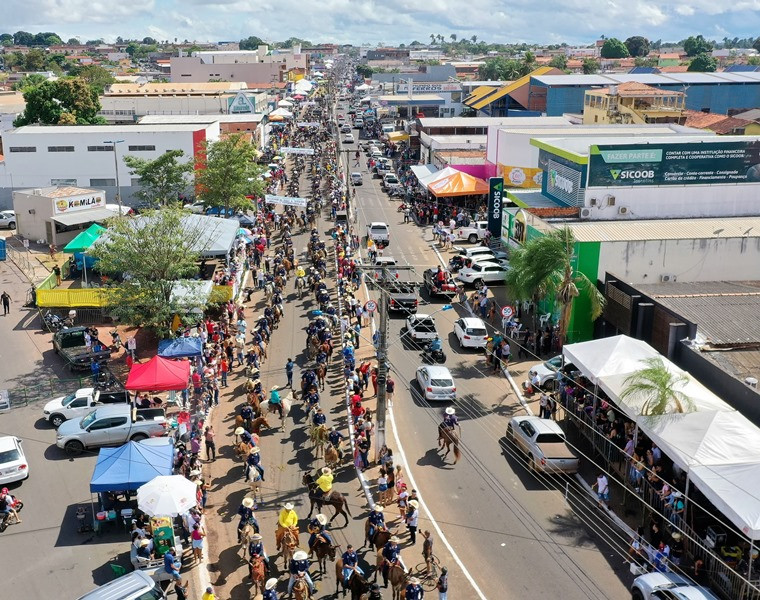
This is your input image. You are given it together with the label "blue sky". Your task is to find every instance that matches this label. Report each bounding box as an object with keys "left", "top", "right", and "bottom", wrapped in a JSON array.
[{"left": 5, "top": 0, "right": 760, "bottom": 46}]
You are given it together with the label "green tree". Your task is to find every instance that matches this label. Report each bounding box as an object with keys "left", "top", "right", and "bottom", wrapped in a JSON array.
[
  {"left": 683, "top": 34, "right": 713, "bottom": 56},
  {"left": 505, "top": 226, "right": 605, "bottom": 344},
  {"left": 33, "top": 32, "right": 62, "bottom": 46},
  {"left": 523, "top": 51, "right": 535, "bottom": 65},
  {"left": 753, "top": 38, "right": 760, "bottom": 53},
  {"left": 13, "top": 31, "right": 34, "bottom": 46},
  {"left": 634, "top": 56, "right": 659, "bottom": 67},
  {"left": 125, "top": 42, "right": 139, "bottom": 56},
  {"left": 85, "top": 39, "right": 104, "bottom": 46},
  {"left": 91, "top": 208, "right": 211, "bottom": 333},
  {"left": 14, "top": 78, "right": 102, "bottom": 126},
  {"left": 620, "top": 357, "right": 693, "bottom": 416},
  {"left": 471, "top": 35, "right": 478, "bottom": 44},
  {"left": 123, "top": 150, "right": 193, "bottom": 207},
  {"left": 549, "top": 54, "right": 568, "bottom": 70},
  {"left": 0, "top": 33, "right": 13, "bottom": 44},
  {"left": 12, "top": 73, "right": 47, "bottom": 91},
  {"left": 67, "top": 37, "right": 80, "bottom": 45},
  {"left": 624, "top": 36, "right": 650, "bottom": 57},
  {"left": 582, "top": 58, "right": 600, "bottom": 74},
  {"left": 24, "top": 49, "right": 47, "bottom": 71},
  {"left": 450, "top": 34, "right": 457, "bottom": 43},
  {"left": 429, "top": 34, "right": 436, "bottom": 45},
  {"left": 195, "top": 134, "right": 266, "bottom": 215},
  {"left": 356, "top": 64, "right": 373, "bottom": 78},
  {"left": 239, "top": 36, "right": 266, "bottom": 50},
  {"left": 688, "top": 53, "right": 718, "bottom": 72},
  {"left": 601, "top": 38, "right": 630, "bottom": 58},
  {"left": 70, "top": 64, "right": 116, "bottom": 94},
  {"left": 142, "top": 37, "right": 158, "bottom": 45}
]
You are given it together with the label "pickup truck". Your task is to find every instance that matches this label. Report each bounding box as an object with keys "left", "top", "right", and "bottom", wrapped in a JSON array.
[
  {"left": 56, "top": 404, "right": 167, "bottom": 455},
  {"left": 52, "top": 327, "right": 112, "bottom": 371},
  {"left": 507, "top": 416, "right": 580, "bottom": 474},
  {"left": 454, "top": 221, "right": 489, "bottom": 243},
  {"left": 43, "top": 386, "right": 131, "bottom": 428},
  {"left": 367, "top": 222, "right": 390, "bottom": 248}
]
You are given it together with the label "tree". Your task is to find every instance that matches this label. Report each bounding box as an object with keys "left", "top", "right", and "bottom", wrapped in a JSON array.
[
  {"left": 67, "top": 37, "right": 80, "bottom": 45},
  {"left": 549, "top": 54, "right": 568, "bottom": 70},
  {"left": 582, "top": 58, "right": 600, "bottom": 74},
  {"left": 123, "top": 150, "right": 193, "bottom": 207},
  {"left": 688, "top": 53, "right": 718, "bottom": 72},
  {"left": 0, "top": 34, "right": 13, "bottom": 44},
  {"left": 683, "top": 34, "right": 713, "bottom": 57},
  {"left": 754, "top": 38, "right": 760, "bottom": 53},
  {"left": 91, "top": 208, "right": 211, "bottom": 333},
  {"left": 70, "top": 64, "right": 116, "bottom": 94},
  {"left": 239, "top": 36, "right": 265, "bottom": 50},
  {"left": 33, "top": 32, "right": 62, "bottom": 46},
  {"left": 505, "top": 226, "right": 605, "bottom": 345},
  {"left": 142, "top": 37, "right": 158, "bottom": 45},
  {"left": 195, "top": 134, "right": 266, "bottom": 215},
  {"left": 624, "top": 36, "right": 650, "bottom": 57},
  {"left": 13, "top": 31, "right": 34, "bottom": 46},
  {"left": 634, "top": 56, "right": 659, "bottom": 67},
  {"left": 85, "top": 39, "right": 104, "bottom": 46},
  {"left": 24, "top": 49, "right": 47, "bottom": 71},
  {"left": 620, "top": 357, "right": 693, "bottom": 416},
  {"left": 429, "top": 34, "right": 436, "bottom": 45},
  {"left": 523, "top": 51, "right": 535, "bottom": 65},
  {"left": 471, "top": 35, "right": 478, "bottom": 44},
  {"left": 356, "top": 64, "right": 373, "bottom": 78},
  {"left": 125, "top": 42, "right": 139, "bottom": 57},
  {"left": 450, "top": 34, "right": 457, "bottom": 43},
  {"left": 601, "top": 38, "right": 629, "bottom": 58},
  {"left": 12, "top": 73, "right": 47, "bottom": 91},
  {"left": 14, "top": 78, "right": 101, "bottom": 126}
]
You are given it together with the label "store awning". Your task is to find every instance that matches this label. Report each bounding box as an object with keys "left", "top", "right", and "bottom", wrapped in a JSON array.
[
  {"left": 52, "top": 208, "right": 119, "bottom": 227},
  {"left": 387, "top": 131, "right": 409, "bottom": 143},
  {"left": 158, "top": 337, "right": 203, "bottom": 359},
  {"left": 90, "top": 441, "right": 174, "bottom": 493},
  {"left": 427, "top": 170, "right": 489, "bottom": 197},
  {"left": 63, "top": 224, "right": 106, "bottom": 254},
  {"left": 410, "top": 165, "right": 438, "bottom": 182}
]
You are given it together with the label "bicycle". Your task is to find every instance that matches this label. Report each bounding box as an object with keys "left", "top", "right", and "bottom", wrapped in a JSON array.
[{"left": 413, "top": 553, "right": 442, "bottom": 592}]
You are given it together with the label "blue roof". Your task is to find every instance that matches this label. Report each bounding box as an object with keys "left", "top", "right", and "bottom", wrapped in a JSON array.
[
  {"left": 724, "top": 65, "right": 760, "bottom": 73},
  {"left": 628, "top": 67, "right": 660, "bottom": 74},
  {"left": 158, "top": 337, "right": 203, "bottom": 358},
  {"left": 90, "top": 441, "right": 173, "bottom": 493}
]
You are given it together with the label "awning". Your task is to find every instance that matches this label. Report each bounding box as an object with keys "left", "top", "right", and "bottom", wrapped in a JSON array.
[
  {"left": 90, "top": 441, "right": 174, "bottom": 493},
  {"left": 427, "top": 170, "right": 489, "bottom": 197},
  {"left": 125, "top": 355, "right": 191, "bottom": 391},
  {"left": 63, "top": 223, "right": 106, "bottom": 253},
  {"left": 158, "top": 336, "right": 203, "bottom": 358},
  {"left": 410, "top": 165, "right": 438, "bottom": 182},
  {"left": 387, "top": 131, "right": 409, "bottom": 143},
  {"left": 52, "top": 208, "right": 119, "bottom": 227}
]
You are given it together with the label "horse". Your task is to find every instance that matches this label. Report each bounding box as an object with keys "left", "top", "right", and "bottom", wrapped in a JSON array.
[
  {"left": 239, "top": 523, "right": 258, "bottom": 559},
  {"left": 264, "top": 281, "right": 275, "bottom": 303},
  {"left": 437, "top": 424, "right": 462, "bottom": 464},
  {"left": 280, "top": 526, "right": 299, "bottom": 570},
  {"left": 235, "top": 440, "right": 252, "bottom": 460},
  {"left": 335, "top": 559, "right": 370, "bottom": 599},
  {"left": 310, "top": 424, "right": 328, "bottom": 458},
  {"left": 302, "top": 472, "right": 351, "bottom": 526},
  {"left": 282, "top": 257, "right": 293, "bottom": 273},
  {"left": 374, "top": 554, "right": 409, "bottom": 600},
  {"left": 312, "top": 537, "right": 336, "bottom": 575},
  {"left": 319, "top": 341, "right": 333, "bottom": 364},
  {"left": 246, "top": 392, "right": 262, "bottom": 417},
  {"left": 250, "top": 415, "right": 271, "bottom": 435},
  {"left": 363, "top": 521, "right": 391, "bottom": 550},
  {"left": 247, "top": 470, "right": 263, "bottom": 506},
  {"left": 248, "top": 554, "right": 266, "bottom": 597},
  {"left": 315, "top": 363, "right": 327, "bottom": 391},
  {"left": 292, "top": 575, "right": 312, "bottom": 600},
  {"left": 296, "top": 276, "right": 307, "bottom": 299},
  {"left": 324, "top": 442, "right": 343, "bottom": 471}
]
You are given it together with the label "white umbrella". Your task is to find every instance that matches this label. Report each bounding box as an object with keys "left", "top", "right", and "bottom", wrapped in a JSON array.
[{"left": 137, "top": 475, "right": 197, "bottom": 517}]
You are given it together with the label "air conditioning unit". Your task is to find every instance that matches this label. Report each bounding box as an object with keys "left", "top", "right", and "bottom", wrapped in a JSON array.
[
  {"left": 618, "top": 206, "right": 629, "bottom": 215},
  {"left": 579, "top": 207, "right": 592, "bottom": 219},
  {"left": 660, "top": 274, "right": 677, "bottom": 283}
]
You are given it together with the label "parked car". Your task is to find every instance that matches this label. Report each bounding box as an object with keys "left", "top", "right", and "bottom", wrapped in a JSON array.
[
  {"left": 341, "top": 124, "right": 352, "bottom": 134},
  {"left": 403, "top": 314, "right": 438, "bottom": 345},
  {"left": 382, "top": 173, "right": 402, "bottom": 192},
  {"left": 630, "top": 572, "right": 720, "bottom": 600},
  {"left": 0, "top": 210, "right": 17, "bottom": 229},
  {"left": 507, "top": 416, "right": 580, "bottom": 474},
  {"left": 388, "top": 281, "right": 418, "bottom": 314},
  {"left": 453, "top": 317, "right": 489, "bottom": 349},
  {"left": 527, "top": 355, "right": 564, "bottom": 390},
  {"left": 454, "top": 221, "right": 489, "bottom": 243},
  {"left": 456, "top": 261, "right": 509, "bottom": 286},
  {"left": 423, "top": 267, "right": 457, "bottom": 298},
  {"left": 416, "top": 365, "right": 456, "bottom": 401},
  {"left": 75, "top": 570, "right": 162, "bottom": 600},
  {"left": 43, "top": 387, "right": 130, "bottom": 428},
  {"left": 183, "top": 202, "right": 206, "bottom": 214},
  {"left": 52, "top": 327, "right": 112, "bottom": 371},
  {"left": 355, "top": 117, "right": 364, "bottom": 127},
  {"left": 373, "top": 160, "right": 392, "bottom": 177},
  {"left": 350, "top": 172, "right": 363, "bottom": 186},
  {"left": 0, "top": 436, "right": 28, "bottom": 485},
  {"left": 343, "top": 133, "right": 355, "bottom": 143}
]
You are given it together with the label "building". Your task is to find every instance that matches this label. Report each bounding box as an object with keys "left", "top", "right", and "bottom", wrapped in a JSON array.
[
  {"left": 170, "top": 47, "right": 305, "bottom": 83},
  {"left": 138, "top": 114, "right": 266, "bottom": 145},
  {"left": 13, "top": 186, "right": 118, "bottom": 246},
  {"left": 0, "top": 91, "right": 25, "bottom": 133},
  {"left": 0, "top": 123, "right": 220, "bottom": 208},
  {"left": 582, "top": 82, "right": 686, "bottom": 125},
  {"left": 463, "top": 67, "right": 562, "bottom": 117},
  {"left": 366, "top": 48, "right": 410, "bottom": 61},
  {"left": 419, "top": 134, "right": 487, "bottom": 166},
  {"left": 682, "top": 111, "right": 755, "bottom": 135}
]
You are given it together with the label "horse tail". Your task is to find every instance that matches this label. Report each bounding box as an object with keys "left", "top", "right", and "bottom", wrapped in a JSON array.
[{"left": 453, "top": 442, "right": 461, "bottom": 463}]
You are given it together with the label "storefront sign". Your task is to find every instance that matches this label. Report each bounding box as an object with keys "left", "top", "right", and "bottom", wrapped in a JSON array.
[
  {"left": 53, "top": 192, "right": 106, "bottom": 215},
  {"left": 545, "top": 159, "right": 583, "bottom": 206},
  {"left": 264, "top": 194, "right": 308, "bottom": 207},
  {"left": 396, "top": 83, "right": 461, "bottom": 93},
  {"left": 501, "top": 165, "right": 543, "bottom": 189},
  {"left": 588, "top": 141, "right": 760, "bottom": 187},
  {"left": 280, "top": 147, "right": 315, "bottom": 155},
  {"left": 487, "top": 177, "right": 504, "bottom": 239}
]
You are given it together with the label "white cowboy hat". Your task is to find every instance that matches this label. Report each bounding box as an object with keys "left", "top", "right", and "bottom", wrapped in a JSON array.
[
  {"left": 293, "top": 550, "right": 308, "bottom": 561},
  {"left": 242, "top": 497, "right": 255, "bottom": 508},
  {"left": 140, "top": 539, "right": 150, "bottom": 547},
  {"left": 322, "top": 467, "right": 332, "bottom": 474},
  {"left": 409, "top": 500, "right": 419, "bottom": 509},
  {"left": 409, "top": 577, "right": 420, "bottom": 585},
  {"left": 316, "top": 514, "right": 328, "bottom": 525},
  {"left": 271, "top": 385, "right": 279, "bottom": 391},
  {"left": 373, "top": 505, "right": 384, "bottom": 512},
  {"left": 249, "top": 446, "right": 260, "bottom": 454},
  {"left": 445, "top": 407, "right": 456, "bottom": 415},
  {"left": 390, "top": 536, "right": 401, "bottom": 543},
  {"left": 234, "top": 427, "right": 246, "bottom": 435},
  {"left": 265, "top": 578, "right": 278, "bottom": 590},
  {"left": 189, "top": 469, "right": 202, "bottom": 476},
  {"left": 251, "top": 533, "right": 263, "bottom": 540},
  {"left": 283, "top": 503, "right": 295, "bottom": 511}
]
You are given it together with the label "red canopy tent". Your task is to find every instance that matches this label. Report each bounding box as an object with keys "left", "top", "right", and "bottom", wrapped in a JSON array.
[{"left": 125, "top": 355, "right": 190, "bottom": 391}]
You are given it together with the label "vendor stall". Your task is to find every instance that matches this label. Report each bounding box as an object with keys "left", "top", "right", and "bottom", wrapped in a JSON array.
[{"left": 125, "top": 355, "right": 191, "bottom": 392}]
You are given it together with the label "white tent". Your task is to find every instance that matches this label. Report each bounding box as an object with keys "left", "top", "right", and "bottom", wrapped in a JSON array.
[
  {"left": 563, "top": 335, "right": 657, "bottom": 384},
  {"left": 359, "top": 96, "right": 372, "bottom": 103},
  {"left": 294, "top": 80, "right": 313, "bottom": 91},
  {"left": 356, "top": 83, "right": 372, "bottom": 91},
  {"left": 410, "top": 165, "right": 438, "bottom": 182},
  {"left": 269, "top": 107, "right": 293, "bottom": 118},
  {"left": 418, "top": 166, "right": 460, "bottom": 187},
  {"left": 277, "top": 99, "right": 293, "bottom": 107}
]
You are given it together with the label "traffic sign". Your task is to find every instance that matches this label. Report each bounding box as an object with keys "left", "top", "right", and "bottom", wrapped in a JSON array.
[
  {"left": 365, "top": 300, "right": 377, "bottom": 312},
  {"left": 501, "top": 305, "right": 514, "bottom": 319}
]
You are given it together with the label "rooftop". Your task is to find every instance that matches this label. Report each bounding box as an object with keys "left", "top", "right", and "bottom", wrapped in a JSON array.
[
  {"left": 531, "top": 72, "right": 760, "bottom": 86},
  {"left": 138, "top": 114, "right": 264, "bottom": 124},
  {"left": 564, "top": 216, "right": 760, "bottom": 243},
  {"left": 9, "top": 124, "right": 212, "bottom": 134},
  {"left": 105, "top": 82, "right": 246, "bottom": 95},
  {"left": 587, "top": 82, "right": 684, "bottom": 97},
  {"left": 18, "top": 185, "right": 102, "bottom": 198}
]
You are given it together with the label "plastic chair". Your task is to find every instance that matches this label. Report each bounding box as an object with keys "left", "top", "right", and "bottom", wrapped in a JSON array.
[
  {"left": 539, "top": 313, "right": 552, "bottom": 328},
  {"left": 110, "top": 563, "right": 127, "bottom": 578}
]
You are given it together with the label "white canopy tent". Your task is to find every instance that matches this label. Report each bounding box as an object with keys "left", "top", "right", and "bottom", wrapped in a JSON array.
[
  {"left": 563, "top": 335, "right": 657, "bottom": 385},
  {"left": 410, "top": 165, "right": 438, "bottom": 182},
  {"left": 277, "top": 99, "right": 293, "bottom": 107},
  {"left": 269, "top": 107, "right": 293, "bottom": 118},
  {"left": 359, "top": 96, "right": 372, "bottom": 103},
  {"left": 294, "top": 80, "right": 313, "bottom": 92},
  {"left": 418, "top": 166, "right": 460, "bottom": 188},
  {"left": 356, "top": 83, "right": 372, "bottom": 91}
]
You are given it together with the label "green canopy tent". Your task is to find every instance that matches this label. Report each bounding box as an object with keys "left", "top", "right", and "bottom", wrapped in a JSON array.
[{"left": 63, "top": 224, "right": 105, "bottom": 286}]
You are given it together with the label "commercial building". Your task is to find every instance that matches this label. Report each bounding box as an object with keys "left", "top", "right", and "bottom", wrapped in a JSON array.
[
  {"left": 0, "top": 91, "right": 25, "bottom": 133},
  {"left": 463, "top": 67, "right": 562, "bottom": 117},
  {"left": 582, "top": 82, "right": 687, "bottom": 125},
  {"left": 0, "top": 123, "right": 220, "bottom": 209},
  {"left": 138, "top": 114, "right": 266, "bottom": 145},
  {"left": 170, "top": 47, "right": 305, "bottom": 84}
]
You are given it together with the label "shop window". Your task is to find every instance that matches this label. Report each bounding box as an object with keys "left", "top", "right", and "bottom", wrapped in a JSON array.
[
  {"left": 51, "top": 178, "right": 77, "bottom": 186},
  {"left": 90, "top": 178, "right": 116, "bottom": 187},
  {"left": 127, "top": 145, "right": 156, "bottom": 152},
  {"left": 9, "top": 146, "right": 36, "bottom": 152},
  {"left": 87, "top": 145, "right": 114, "bottom": 152},
  {"left": 48, "top": 146, "right": 75, "bottom": 152}
]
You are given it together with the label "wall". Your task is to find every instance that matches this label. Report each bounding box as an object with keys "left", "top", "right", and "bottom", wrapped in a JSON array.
[
  {"left": 566, "top": 241, "right": 601, "bottom": 341},
  {"left": 596, "top": 237, "right": 760, "bottom": 284},
  {"left": 99, "top": 95, "right": 232, "bottom": 121},
  {"left": 13, "top": 191, "right": 54, "bottom": 242},
  {"left": 170, "top": 57, "right": 282, "bottom": 83}
]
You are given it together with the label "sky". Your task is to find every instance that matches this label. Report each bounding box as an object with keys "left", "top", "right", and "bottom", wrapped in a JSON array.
[{"left": 5, "top": 0, "right": 760, "bottom": 47}]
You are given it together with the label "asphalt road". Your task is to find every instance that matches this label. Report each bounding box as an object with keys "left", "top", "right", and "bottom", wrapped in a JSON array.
[{"left": 343, "top": 111, "right": 631, "bottom": 599}]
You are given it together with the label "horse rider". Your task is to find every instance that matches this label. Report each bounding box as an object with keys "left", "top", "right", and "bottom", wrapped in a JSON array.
[
  {"left": 262, "top": 578, "right": 278, "bottom": 600},
  {"left": 405, "top": 577, "right": 424, "bottom": 600},
  {"left": 328, "top": 426, "right": 345, "bottom": 449},
  {"left": 245, "top": 446, "right": 265, "bottom": 482},
  {"left": 295, "top": 264, "right": 306, "bottom": 279},
  {"left": 367, "top": 504, "right": 386, "bottom": 544},
  {"left": 443, "top": 407, "right": 459, "bottom": 432},
  {"left": 269, "top": 385, "right": 284, "bottom": 420},
  {"left": 312, "top": 406, "right": 327, "bottom": 428},
  {"left": 237, "top": 497, "right": 259, "bottom": 542},
  {"left": 276, "top": 502, "right": 299, "bottom": 550},
  {"left": 307, "top": 513, "right": 334, "bottom": 556},
  {"left": 247, "top": 532, "right": 271, "bottom": 573},
  {"left": 288, "top": 549, "right": 316, "bottom": 596},
  {"left": 341, "top": 543, "right": 365, "bottom": 582},
  {"left": 315, "top": 466, "right": 334, "bottom": 501},
  {"left": 240, "top": 404, "right": 254, "bottom": 431},
  {"left": 381, "top": 536, "right": 405, "bottom": 588},
  {"left": 302, "top": 369, "right": 317, "bottom": 393}
]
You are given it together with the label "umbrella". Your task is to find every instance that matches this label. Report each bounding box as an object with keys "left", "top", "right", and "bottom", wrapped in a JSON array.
[
  {"left": 239, "top": 228, "right": 252, "bottom": 235},
  {"left": 292, "top": 94, "right": 304, "bottom": 100},
  {"left": 137, "top": 475, "right": 197, "bottom": 517}
]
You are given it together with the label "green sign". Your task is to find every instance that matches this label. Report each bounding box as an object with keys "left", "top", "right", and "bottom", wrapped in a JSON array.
[{"left": 588, "top": 141, "right": 760, "bottom": 187}]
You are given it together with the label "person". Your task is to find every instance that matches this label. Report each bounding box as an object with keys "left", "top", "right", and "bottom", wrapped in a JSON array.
[
  {"left": 286, "top": 358, "right": 295, "bottom": 388},
  {"left": 315, "top": 466, "right": 333, "bottom": 500},
  {"left": 367, "top": 504, "right": 386, "bottom": 543},
  {"left": 277, "top": 502, "right": 299, "bottom": 550},
  {"left": 135, "top": 538, "right": 152, "bottom": 559},
  {"left": 53, "top": 264, "right": 61, "bottom": 286},
  {"left": 262, "top": 578, "right": 279, "bottom": 600},
  {"left": 357, "top": 433, "right": 371, "bottom": 471},
  {"left": 367, "top": 582, "right": 383, "bottom": 600},
  {"left": 427, "top": 336, "right": 442, "bottom": 353},
  {"left": 0, "top": 488, "right": 20, "bottom": 524},
  {"left": 406, "top": 499, "right": 419, "bottom": 545},
  {"left": 237, "top": 497, "right": 259, "bottom": 541},
  {"left": 312, "top": 406, "right": 327, "bottom": 428},
  {"left": 248, "top": 532, "right": 270, "bottom": 572},
  {"left": 204, "top": 426, "right": 216, "bottom": 461},
  {"left": 386, "top": 376, "right": 395, "bottom": 407},
  {"left": 288, "top": 549, "right": 316, "bottom": 595},
  {"left": 377, "top": 470, "right": 389, "bottom": 506},
  {"left": 436, "top": 566, "right": 448, "bottom": 600},
  {"left": 592, "top": 472, "right": 610, "bottom": 508},
  {"left": 328, "top": 426, "right": 345, "bottom": 449},
  {"left": 422, "top": 530, "right": 434, "bottom": 576},
  {"left": 191, "top": 523, "right": 206, "bottom": 561},
  {"left": 246, "top": 446, "right": 265, "bottom": 482},
  {"left": 442, "top": 407, "right": 458, "bottom": 431},
  {"left": 307, "top": 513, "right": 334, "bottom": 556},
  {"left": 341, "top": 544, "right": 364, "bottom": 582},
  {"left": 163, "top": 546, "right": 183, "bottom": 584},
  {"left": 381, "top": 536, "right": 403, "bottom": 588},
  {"left": 126, "top": 335, "right": 137, "bottom": 359},
  {"left": 269, "top": 385, "right": 284, "bottom": 419},
  {"left": 405, "top": 577, "right": 424, "bottom": 600}
]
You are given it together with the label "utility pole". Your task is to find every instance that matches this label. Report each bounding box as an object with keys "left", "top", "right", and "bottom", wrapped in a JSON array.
[
  {"left": 103, "top": 139, "right": 125, "bottom": 216},
  {"left": 374, "top": 285, "right": 390, "bottom": 461}
]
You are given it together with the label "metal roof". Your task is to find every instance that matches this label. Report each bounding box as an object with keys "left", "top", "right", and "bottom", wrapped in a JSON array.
[
  {"left": 138, "top": 114, "right": 264, "bottom": 124},
  {"left": 566, "top": 217, "right": 760, "bottom": 242},
  {"left": 534, "top": 133, "right": 743, "bottom": 157},
  {"left": 11, "top": 124, "right": 209, "bottom": 134},
  {"left": 52, "top": 207, "right": 120, "bottom": 226},
  {"left": 531, "top": 72, "right": 760, "bottom": 87},
  {"left": 604, "top": 74, "right": 673, "bottom": 85}
]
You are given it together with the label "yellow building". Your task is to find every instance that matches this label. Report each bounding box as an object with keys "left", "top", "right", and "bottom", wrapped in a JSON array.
[{"left": 582, "top": 82, "right": 686, "bottom": 126}]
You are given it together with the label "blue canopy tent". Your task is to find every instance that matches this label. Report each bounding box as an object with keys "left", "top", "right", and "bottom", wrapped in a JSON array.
[
  {"left": 90, "top": 441, "right": 173, "bottom": 493},
  {"left": 157, "top": 337, "right": 203, "bottom": 359}
]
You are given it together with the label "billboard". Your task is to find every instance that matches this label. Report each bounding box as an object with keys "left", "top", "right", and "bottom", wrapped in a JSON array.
[
  {"left": 487, "top": 177, "right": 504, "bottom": 239},
  {"left": 53, "top": 192, "right": 106, "bottom": 215},
  {"left": 500, "top": 165, "right": 543, "bottom": 189},
  {"left": 588, "top": 141, "right": 760, "bottom": 187},
  {"left": 545, "top": 159, "right": 584, "bottom": 206}
]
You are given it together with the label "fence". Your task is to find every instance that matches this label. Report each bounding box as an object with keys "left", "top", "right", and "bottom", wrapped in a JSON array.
[{"left": 36, "top": 288, "right": 107, "bottom": 308}]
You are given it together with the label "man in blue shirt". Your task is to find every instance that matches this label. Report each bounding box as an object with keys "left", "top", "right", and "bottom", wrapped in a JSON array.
[
  {"left": 328, "top": 426, "right": 344, "bottom": 448},
  {"left": 341, "top": 543, "right": 364, "bottom": 583},
  {"left": 163, "top": 546, "right": 182, "bottom": 583},
  {"left": 428, "top": 336, "right": 442, "bottom": 352},
  {"left": 443, "top": 407, "right": 458, "bottom": 431},
  {"left": 247, "top": 532, "right": 270, "bottom": 573},
  {"left": 262, "top": 577, "right": 279, "bottom": 600},
  {"left": 312, "top": 407, "right": 327, "bottom": 427},
  {"left": 307, "top": 513, "right": 334, "bottom": 556},
  {"left": 288, "top": 549, "right": 316, "bottom": 595},
  {"left": 246, "top": 446, "right": 265, "bottom": 482},
  {"left": 285, "top": 358, "right": 295, "bottom": 388},
  {"left": 381, "top": 536, "right": 403, "bottom": 588},
  {"left": 367, "top": 505, "right": 386, "bottom": 543},
  {"left": 405, "top": 577, "right": 424, "bottom": 600},
  {"left": 237, "top": 497, "right": 259, "bottom": 542}
]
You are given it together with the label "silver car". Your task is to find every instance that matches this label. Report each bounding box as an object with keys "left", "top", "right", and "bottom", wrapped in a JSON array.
[
  {"left": 0, "top": 210, "right": 16, "bottom": 229},
  {"left": 416, "top": 365, "right": 456, "bottom": 401}
]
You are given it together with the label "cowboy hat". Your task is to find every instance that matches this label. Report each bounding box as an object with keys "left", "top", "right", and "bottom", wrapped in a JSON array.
[
  {"left": 249, "top": 446, "right": 261, "bottom": 454},
  {"left": 409, "top": 500, "right": 419, "bottom": 509},
  {"left": 409, "top": 577, "right": 420, "bottom": 585},
  {"left": 234, "top": 427, "right": 245, "bottom": 435},
  {"left": 322, "top": 467, "right": 332, "bottom": 474},
  {"left": 445, "top": 407, "right": 456, "bottom": 415},
  {"left": 140, "top": 539, "right": 150, "bottom": 547},
  {"left": 265, "top": 578, "right": 278, "bottom": 590},
  {"left": 293, "top": 550, "right": 308, "bottom": 561},
  {"left": 193, "top": 479, "right": 203, "bottom": 486},
  {"left": 189, "top": 469, "right": 202, "bottom": 476},
  {"left": 671, "top": 533, "right": 682, "bottom": 541},
  {"left": 373, "top": 505, "right": 384, "bottom": 512},
  {"left": 242, "top": 497, "right": 255, "bottom": 508},
  {"left": 316, "top": 514, "right": 328, "bottom": 525},
  {"left": 271, "top": 385, "right": 279, "bottom": 391},
  {"left": 390, "top": 536, "right": 400, "bottom": 543},
  {"left": 252, "top": 533, "right": 262, "bottom": 540},
  {"left": 283, "top": 502, "right": 294, "bottom": 510}
]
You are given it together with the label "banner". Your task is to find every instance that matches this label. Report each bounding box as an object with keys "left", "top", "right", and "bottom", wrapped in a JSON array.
[
  {"left": 487, "top": 177, "right": 504, "bottom": 239},
  {"left": 296, "top": 122, "right": 321, "bottom": 128},
  {"left": 280, "top": 147, "right": 315, "bottom": 155},
  {"left": 264, "top": 195, "right": 308, "bottom": 207},
  {"left": 588, "top": 141, "right": 760, "bottom": 187},
  {"left": 500, "top": 165, "right": 543, "bottom": 189}
]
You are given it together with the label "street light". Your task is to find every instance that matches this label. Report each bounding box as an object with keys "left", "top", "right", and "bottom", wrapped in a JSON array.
[{"left": 103, "top": 139, "right": 125, "bottom": 216}]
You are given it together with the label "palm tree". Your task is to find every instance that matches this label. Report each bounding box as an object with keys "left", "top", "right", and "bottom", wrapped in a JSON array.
[
  {"left": 505, "top": 226, "right": 605, "bottom": 344},
  {"left": 620, "top": 357, "right": 693, "bottom": 415},
  {"left": 471, "top": 35, "right": 478, "bottom": 44},
  {"left": 450, "top": 34, "right": 457, "bottom": 43},
  {"left": 437, "top": 34, "right": 445, "bottom": 44},
  {"left": 429, "top": 34, "right": 436, "bottom": 45}
]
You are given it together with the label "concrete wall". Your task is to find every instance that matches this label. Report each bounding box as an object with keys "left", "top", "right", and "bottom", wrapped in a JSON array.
[
  {"left": 99, "top": 95, "right": 232, "bottom": 120},
  {"left": 12, "top": 191, "right": 55, "bottom": 242},
  {"left": 171, "top": 57, "right": 283, "bottom": 83},
  {"left": 596, "top": 237, "right": 760, "bottom": 284}
]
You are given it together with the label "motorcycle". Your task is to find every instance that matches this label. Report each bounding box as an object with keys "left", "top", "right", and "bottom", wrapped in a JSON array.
[
  {"left": 421, "top": 344, "right": 447, "bottom": 364},
  {"left": 0, "top": 497, "right": 23, "bottom": 532},
  {"left": 43, "top": 310, "right": 64, "bottom": 331}
]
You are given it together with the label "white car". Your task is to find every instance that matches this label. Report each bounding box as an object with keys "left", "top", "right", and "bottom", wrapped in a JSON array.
[
  {"left": 528, "top": 355, "right": 563, "bottom": 390},
  {"left": 416, "top": 365, "right": 456, "bottom": 401},
  {"left": 403, "top": 314, "right": 438, "bottom": 345},
  {"left": 340, "top": 124, "right": 352, "bottom": 134},
  {"left": 456, "top": 261, "right": 509, "bottom": 285},
  {"left": 631, "top": 572, "right": 719, "bottom": 600},
  {"left": 0, "top": 210, "right": 16, "bottom": 229},
  {"left": 367, "top": 222, "right": 390, "bottom": 247},
  {"left": 343, "top": 133, "right": 355, "bottom": 143},
  {"left": 453, "top": 317, "right": 489, "bottom": 349},
  {"left": 0, "top": 436, "right": 29, "bottom": 485},
  {"left": 350, "top": 172, "right": 363, "bottom": 186},
  {"left": 183, "top": 202, "right": 206, "bottom": 214},
  {"left": 507, "top": 416, "right": 580, "bottom": 474}
]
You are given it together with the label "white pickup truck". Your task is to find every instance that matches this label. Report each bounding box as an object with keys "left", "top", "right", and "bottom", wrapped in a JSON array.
[
  {"left": 367, "top": 222, "right": 390, "bottom": 248},
  {"left": 43, "top": 387, "right": 130, "bottom": 428},
  {"left": 453, "top": 221, "right": 489, "bottom": 243}
]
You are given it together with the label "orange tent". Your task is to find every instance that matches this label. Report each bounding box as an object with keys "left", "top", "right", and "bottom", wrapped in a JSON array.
[{"left": 427, "top": 171, "right": 489, "bottom": 197}]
